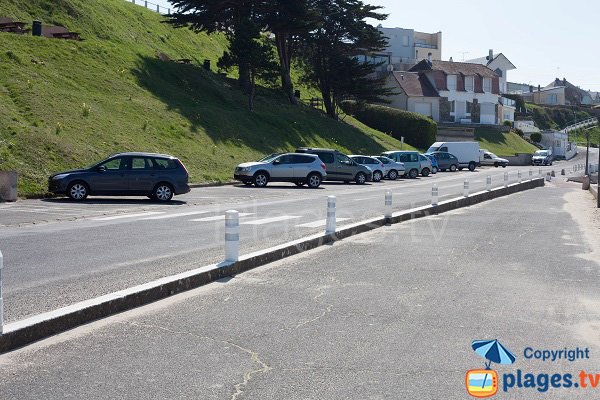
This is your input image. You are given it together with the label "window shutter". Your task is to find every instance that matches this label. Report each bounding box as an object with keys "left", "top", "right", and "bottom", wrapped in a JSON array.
[{"left": 492, "top": 77, "right": 500, "bottom": 94}]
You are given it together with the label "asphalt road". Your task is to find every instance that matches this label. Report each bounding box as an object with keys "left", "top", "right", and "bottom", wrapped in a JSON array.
[
  {"left": 1, "top": 183, "right": 598, "bottom": 399},
  {"left": 0, "top": 152, "right": 594, "bottom": 323}
]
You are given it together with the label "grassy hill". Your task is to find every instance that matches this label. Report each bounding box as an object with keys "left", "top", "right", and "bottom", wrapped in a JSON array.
[
  {"left": 0, "top": 0, "right": 411, "bottom": 196},
  {"left": 474, "top": 127, "right": 538, "bottom": 156}
]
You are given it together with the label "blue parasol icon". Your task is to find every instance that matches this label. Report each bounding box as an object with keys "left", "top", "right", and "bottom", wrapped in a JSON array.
[{"left": 471, "top": 339, "right": 516, "bottom": 390}]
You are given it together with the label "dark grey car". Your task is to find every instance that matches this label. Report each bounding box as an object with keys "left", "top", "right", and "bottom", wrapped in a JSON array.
[
  {"left": 426, "top": 151, "right": 460, "bottom": 172},
  {"left": 48, "top": 152, "right": 191, "bottom": 201}
]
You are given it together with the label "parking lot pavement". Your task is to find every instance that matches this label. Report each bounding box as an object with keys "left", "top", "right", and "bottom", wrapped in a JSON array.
[{"left": 1, "top": 184, "right": 598, "bottom": 399}]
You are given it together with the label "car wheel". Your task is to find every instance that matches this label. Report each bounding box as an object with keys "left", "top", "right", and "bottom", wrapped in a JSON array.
[
  {"left": 550, "top": 161, "right": 553, "bottom": 166},
  {"left": 307, "top": 173, "right": 321, "bottom": 189},
  {"left": 153, "top": 183, "right": 174, "bottom": 201},
  {"left": 355, "top": 172, "right": 367, "bottom": 184},
  {"left": 295, "top": 182, "right": 305, "bottom": 187},
  {"left": 387, "top": 169, "right": 398, "bottom": 180},
  {"left": 432, "top": 166, "right": 438, "bottom": 174},
  {"left": 67, "top": 181, "right": 89, "bottom": 201},
  {"left": 450, "top": 164, "right": 457, "bottom": 172},
  {"left": 253, "top": 172, "right": 269, "bottom": 187},
  {"left": 468, "top": 162, "right": 476, "bottom": 171},
  {"left": 494, "top": 162, "right": 499, "bottom": 168},
  {"left": 421, "top": 168, "right": 430, "bottom": 177},
  {"left": 373, "top": 170, "right": 383, "bottom": 182},
  {"left": 408, "top": 168, "right": 418, "bottom": 179}
]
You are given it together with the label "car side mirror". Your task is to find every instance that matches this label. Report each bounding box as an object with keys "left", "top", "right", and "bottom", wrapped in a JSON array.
[
  {"left": 272, "top": 160, "right": 280, "bottom": 165},
  {"left": 97, "top": 166, "right": 106, "bottom": 173}
]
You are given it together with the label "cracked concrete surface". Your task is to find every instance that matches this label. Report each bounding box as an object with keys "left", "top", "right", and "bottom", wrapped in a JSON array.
[{"left": 1, "top": 184, "right": 599, "bottom": 399}]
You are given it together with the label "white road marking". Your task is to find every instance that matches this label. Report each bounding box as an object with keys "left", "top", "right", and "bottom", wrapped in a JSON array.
[
  {"left": 296, "top": 218, "right": 350, "bottom": 228},
  {"left": 140, "top": 211, "right": 210, "bottom": 220},
  {"left": 190, "top": 213, "right": 254, "bottom": 222},
  {"left": 241, "top": 215, "right": 301, "bottom": 225},
  {"left": 92, "top": 212, "right": 165, "bottom": 221}
]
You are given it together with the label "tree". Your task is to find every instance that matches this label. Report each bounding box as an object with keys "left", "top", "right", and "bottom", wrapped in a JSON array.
[
  {"left": 167, "top": 0, "right": 261, "bottom": 93},
  {"left": 297, "top": 0, "right": 394, "bottom": 119},
  {"left": 262, "top": 0, "right": 319, "bottom": 105},
  {"left": 217, "top": 19, "right": 278, "bottom": 111}
]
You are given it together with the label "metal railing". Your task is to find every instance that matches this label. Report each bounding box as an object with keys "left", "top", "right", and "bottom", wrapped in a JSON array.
[
  {"left": 562, "top": 118, "right": 598, "bottom": 134},
  {"left": 127, "top": 0, "right": 172, "bottom": 15}
]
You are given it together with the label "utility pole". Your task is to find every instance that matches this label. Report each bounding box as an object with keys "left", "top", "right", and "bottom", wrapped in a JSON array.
[{"left": 585, "top": 129, "right": 590, "bottom": 175}]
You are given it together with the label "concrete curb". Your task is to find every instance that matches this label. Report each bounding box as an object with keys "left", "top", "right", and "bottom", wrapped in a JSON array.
[
  {"left": 0, "top": 178, "right": 545, "bottom": 353},
  {"left": 189, "top": 181, "right": 237, "bottom": 188}
]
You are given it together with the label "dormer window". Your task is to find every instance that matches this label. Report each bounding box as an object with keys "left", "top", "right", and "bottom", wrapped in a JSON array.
[
  {"left": 447, "top": 75, "right": 457, "bottom": 91},
  {"left": 465, "top": 76, "right": 474, "bottom": 92},
  {"left": 483, "top": 78, "right": 492, "bottom": 92}
]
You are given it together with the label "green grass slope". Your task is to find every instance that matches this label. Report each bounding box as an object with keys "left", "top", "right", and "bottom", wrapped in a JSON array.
[
  {"left": 0, "top": 0, "right": 406, "bottom": 196},
  {"left": 475, "top": 127, "right": 538, "bottom": 156}
]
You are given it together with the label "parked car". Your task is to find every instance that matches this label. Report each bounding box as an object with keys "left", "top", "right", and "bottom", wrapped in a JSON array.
[
  {"left": 349, "top": 155, "right": 385, "bottom": 182},
  {"left": 234, "top": 153, "right": 326, "bottom": 188},
  {"left": 375, "top": 156, "right": 405, "bottom": 180},
  {"left": 531, "top": 149, "right": 553, "bottom": 166},
  {"left": 423, "top": 153, "right": 439, "bottom": 174},
  {"left": 296, "top": 148, "right": 372, "bottom": 184},
  {"left": 426, "top": 151, "right": 460, "bottom": 172},
  {"left": 381, "top": 151, "right": 431, "bottom": 178},
  {"left": 48, "top": 152, "right": 190, "bottom": 201},
  {"left": 480, "top": 150, "right": 509, "bottom": 167},
  {"left": 426, "top": 141, "right": 480, "bottom": 171}
]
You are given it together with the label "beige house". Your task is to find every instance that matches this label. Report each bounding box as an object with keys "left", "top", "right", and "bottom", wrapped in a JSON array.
[
  {"left": 386, "top": 72, "right": 440, "bottom": 120},
  {"left": 521, "top": 86, "right": 566, "bottom": 106}
]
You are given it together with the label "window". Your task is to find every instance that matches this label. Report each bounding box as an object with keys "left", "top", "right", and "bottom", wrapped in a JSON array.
[
  {"left": 336, "top": 154, "right": 353, "bottom": 165},
  {"left": 402, "top": 35, "right": 409, "bottom": 46},
  {"left": 100, "top": 157, "right": 126, "bottom": 170},
  {"left": 484, "top": 154, "right": 492, "bottom": 160},
  {"left": 450, "top": 101, "right": 455, "bottom": 113},
  {"left": 495, "top": 68, "right": 503, "bottom": 78},
  {"left": 315, "top": 152, "right": 334, "bottom": 164},
  {"left": 131, "top": 158, "right": 149, "bottom": 169},
  {"left": 466, "top": 101, "right": 473, "bottom": 115},
  {"left": 548, "top": 94, "right": 558, "bottom": 104},
  {"left": 465, "top": 76, "right": 474, "bottom": 92},
  {"left": 440, "top": 146, "right": 448, "bottom": 152},
  {"left": 399, "top": 153, "right": 418, "bottom": 163},
  {"left": 483, "top": 78, "right": 492, "bottom": 93},
  {"left": 292, "top": 155, "right": 315, "bottom": 164},
  {"left": 152, "top": 158, "right": 177, "bottom": 169},
  {"left": 275, "top": 155, "right": 294, "bottom": 164},
  {"left": 447, "top": 75, "right": 457, "bottom": 91}
]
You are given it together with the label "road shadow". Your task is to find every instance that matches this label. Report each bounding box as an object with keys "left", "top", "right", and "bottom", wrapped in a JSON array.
[
  {"left": 233, "top": 184, "right": 325, "bottom": 190},
  {"left": 41, "top": 198, "right": 187, "bottom": 206}
]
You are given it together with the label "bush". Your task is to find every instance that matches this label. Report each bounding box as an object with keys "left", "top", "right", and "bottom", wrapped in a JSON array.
[
  {"left": 530, "top": 132, "right": 542, "bottom": 143},
  {"left": 341, "top": 101, "right": 437, "bottom": 149},
  {"left": 515, "top": 128, "right": 524, "bottom": 137},
  {"left": 503, "top": 120, "right": 513, "bottom": 127}
]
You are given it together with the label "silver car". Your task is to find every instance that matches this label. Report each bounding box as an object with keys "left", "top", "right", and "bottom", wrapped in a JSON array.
[
  {"left": 234, "top": 153, "right": 326, "bottom": 188},
  {"left": 375, "top": 156, "right": 405, "bottom": 180},
  {"left": 348, "top": 155, "right": 386, "bottom": 182}
]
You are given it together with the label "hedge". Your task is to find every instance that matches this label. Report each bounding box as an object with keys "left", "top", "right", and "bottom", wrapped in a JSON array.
[{"left": 341, "top": 101, "right": 437, "bottom": 149}]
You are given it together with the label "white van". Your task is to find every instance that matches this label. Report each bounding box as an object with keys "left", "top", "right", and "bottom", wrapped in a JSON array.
[{"left": 426, "top": 141, "right": 480, "bottom": 171}]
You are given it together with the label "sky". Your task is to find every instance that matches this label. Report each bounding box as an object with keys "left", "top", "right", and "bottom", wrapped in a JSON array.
[{"left": 147, "top": 0, "right": 599, "bottom": 92}]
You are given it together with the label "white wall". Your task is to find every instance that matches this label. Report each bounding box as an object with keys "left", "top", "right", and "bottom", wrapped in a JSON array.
[{"left": 408, "top": 97, "right": 440, "bottom": 121}]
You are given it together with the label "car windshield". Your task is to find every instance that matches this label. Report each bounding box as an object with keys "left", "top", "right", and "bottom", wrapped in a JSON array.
[
  {"left": 534, "top": 151, "right": 549, "bottom": 156},
  {"left": 426, "top": 145, "right": 440, "bottom": 153},
  {"left": 258, "top": 153, "right": 281, "bottom": 163}
]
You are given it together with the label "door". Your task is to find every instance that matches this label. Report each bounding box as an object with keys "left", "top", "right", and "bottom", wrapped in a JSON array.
[
  {"left": 89, "top": 156, "right": 129, "bottom": 194},
  {"left": 334, "top": 153, "right": 356, "bottom": 180},
  {"left": 128, "top": 157, "right": 156, "bottom": 193},
  {"left": 480, "top": 103, "right": 496, "bottom": 124},
  {"left": 414, "top": 102, "right": 432, "bottom": 117},
  {"left": 292, "top": 154, "right": 315, "bottom": 179},
  {"left": 270, "top": 154, "right": 295, "bottom": 180},
  {"left": 438, "top": 152, "right": 450, "bottom": 169}
]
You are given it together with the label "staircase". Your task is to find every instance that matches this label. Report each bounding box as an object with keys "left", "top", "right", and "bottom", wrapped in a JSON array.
[{"left": 561, "top": 118, "right": 598, "bottom": 134}]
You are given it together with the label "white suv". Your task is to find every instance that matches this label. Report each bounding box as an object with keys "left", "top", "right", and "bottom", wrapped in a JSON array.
[{"left": 234, "top": 153, "right": 327, "bottom": 188}]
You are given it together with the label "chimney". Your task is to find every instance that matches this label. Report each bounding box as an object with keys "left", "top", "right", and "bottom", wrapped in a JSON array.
[
  {"left": 538, "top": 85, "right": 541, "bottom": 92},
  {"left": 401, "top": 74, "right": 404, "bottom": 80},
  {"left": 487, "top": 49, "right": 493, "bottom": 61},
  {"left": 563, "top": 78, "right": 567, "bottom": 86},
  {"left": 449, "top": 56, "right": 453, "bottom": 62}
]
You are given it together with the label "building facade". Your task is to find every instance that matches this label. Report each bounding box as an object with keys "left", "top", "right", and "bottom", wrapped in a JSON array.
[{"left": 377, "top": 26, "right": 442, "bottom": 68}]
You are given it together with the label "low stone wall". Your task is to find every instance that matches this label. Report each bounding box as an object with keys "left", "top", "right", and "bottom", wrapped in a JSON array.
[
  {"left": 505, "top": 153, "right": 533, "bottom": 166},
  {"left": 0, "top": 171, "right": 17, "bottom": 202}
]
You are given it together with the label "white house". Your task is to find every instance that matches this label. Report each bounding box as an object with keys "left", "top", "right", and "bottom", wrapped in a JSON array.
[
  {"left": 466, "top": 50, "right": 516, "bottom": 94},
  {"left": 388, "top": 58, "right": 513, "bottom": 124}
]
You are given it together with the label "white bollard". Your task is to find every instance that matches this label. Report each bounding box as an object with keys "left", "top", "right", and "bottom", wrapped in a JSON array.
[
  {"left": 225, "top": 210, "right": 239, "bottom": 262},
  {"left": 0, "top": 250, "right": 3, "bottom": 335},
  {"left": 486, "top": 176, "right": 492, "bottom": 191},
  {"left": 384, "top": 190, "right": 392, "bottom": 219},
  {"left": 463, "top": 179, "right": 470, "bottom": 197},
  {"left": 326, "top": 196, "right": 336, "bottom": 234},
  {"left": 551, "top": 170, "right": 555, "bottom": 177},
  {"left": 546, "top": 172, "right": 551, "bottom": 182},
  {"left": 518, "top": 170, "right": 522, "bottom": 183},
  {"left": 504, "top": 172, "right": 508, "bottom": 188},
  {"left": 431, "top": 184, "right": 438, "bottom": 206}
]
